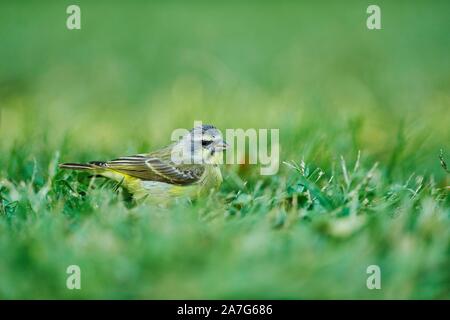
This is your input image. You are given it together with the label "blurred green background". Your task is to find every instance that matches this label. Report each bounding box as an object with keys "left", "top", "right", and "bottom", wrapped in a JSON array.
[{"left": 0, "top": 1, "right": 449, "bottom": 299}]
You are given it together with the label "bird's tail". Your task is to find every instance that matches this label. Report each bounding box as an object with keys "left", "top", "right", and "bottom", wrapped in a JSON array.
[{"left": 59, "top": 161, "right": 106, "bottom": 171}]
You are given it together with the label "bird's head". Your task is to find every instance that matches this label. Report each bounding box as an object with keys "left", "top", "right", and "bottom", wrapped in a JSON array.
[{"left": 173, "top": 124, "right": 228, "bottom": 165}]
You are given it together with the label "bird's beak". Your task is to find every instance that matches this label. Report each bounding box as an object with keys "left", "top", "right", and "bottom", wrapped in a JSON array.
[{"left": 214, "top": 141, "right": 229, "bottom": 151}]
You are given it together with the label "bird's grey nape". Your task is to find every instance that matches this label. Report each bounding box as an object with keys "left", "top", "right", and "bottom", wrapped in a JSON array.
[{"left": 189, "top": 124, "right": 217, "bottom": 134}]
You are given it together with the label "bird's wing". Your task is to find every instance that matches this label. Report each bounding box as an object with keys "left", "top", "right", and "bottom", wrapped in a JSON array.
[{"left": 101, "top": 155, "right": 205, "bottom": 185}]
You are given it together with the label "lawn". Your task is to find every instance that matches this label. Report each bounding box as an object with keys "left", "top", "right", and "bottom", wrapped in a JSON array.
[{"left": 0, "top": 1, "right": 449, "bottom": 299}]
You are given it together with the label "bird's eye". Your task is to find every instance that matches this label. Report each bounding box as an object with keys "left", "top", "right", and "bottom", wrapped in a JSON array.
[{"left": 202, "top": 140, "right": 213, "bottom": 147}]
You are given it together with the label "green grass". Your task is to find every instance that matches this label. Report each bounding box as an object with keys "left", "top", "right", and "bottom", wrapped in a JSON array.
[{"left": 0, "top": 1, "right": 449, "bottom": 299}]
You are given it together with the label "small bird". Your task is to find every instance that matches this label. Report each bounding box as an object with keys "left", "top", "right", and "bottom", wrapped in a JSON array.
[{"left": 59, "top": 124, "right": 228, "bottom": 204}]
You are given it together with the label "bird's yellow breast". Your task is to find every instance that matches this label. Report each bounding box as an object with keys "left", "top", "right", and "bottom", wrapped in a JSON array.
[{"left": 106, "top": 164, "right": 223, "bottom": 204}]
